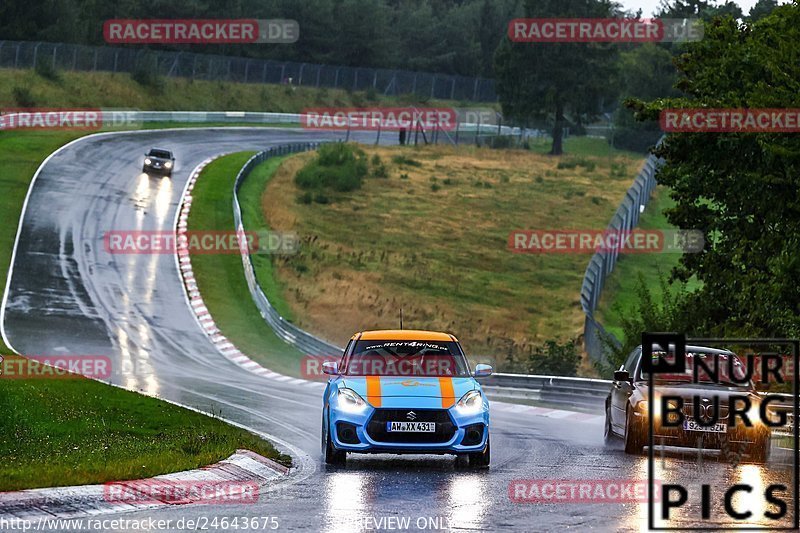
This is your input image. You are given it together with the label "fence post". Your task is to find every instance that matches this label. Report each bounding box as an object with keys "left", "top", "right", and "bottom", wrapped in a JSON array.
[
  {"left": 298, "top": 63, "right": 305, "bottom": 85},
  {"left": 473, "top": 78, "right": 479, "bottom": 101},
  {"left": 315, "top": 65, "right": 321, "bottom": 87},
  {"left": 430, "top": 75, "right": 436, "bottom": 99},
  {"left": 412, "top": 73, "right": 417, "bottom": 95},
  {"left": 93, "top": 49, "right": 98, "bottom": 71},
  {"left": 14, "top": 42, "right": 20, "bottom": 68},
  {"left": 450, "top": 78, "right": 455, "bottom": 100},
  {"left": 113, "top": 50, "right": 119, "bottom": 73},
  {"left": 244, "top": 60, "right": 250, "bottom": 83},
  {"left": 32, "top": 42, "right": 42, "bottom": 69}
]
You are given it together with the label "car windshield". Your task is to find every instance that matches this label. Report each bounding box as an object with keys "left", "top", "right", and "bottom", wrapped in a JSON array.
[
  {"left": 148, "top": 149, "right": 171, "bottom": 159},
  {"left": 640, "top": 352, "right": 752, "bottom": 387},
  {"left": 342, "top": 340, "right": 470, "bottom": 377}
]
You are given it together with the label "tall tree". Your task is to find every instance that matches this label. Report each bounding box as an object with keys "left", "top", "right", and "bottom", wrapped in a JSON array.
[
  {"left": 493, "top": 0, "right": 621, "bottom": 155},
  {"left": 627, "top": 4, "right": 800, "bottom": 337}
]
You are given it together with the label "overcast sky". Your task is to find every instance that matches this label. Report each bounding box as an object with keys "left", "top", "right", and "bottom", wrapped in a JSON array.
[{"left": 619, "top": 0, "right": 763, "bottom": 16}]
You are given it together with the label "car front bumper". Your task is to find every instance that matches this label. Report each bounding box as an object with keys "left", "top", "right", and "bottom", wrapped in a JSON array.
[{"left": 329, "top": 404, "right": 489, "bottom": 454}]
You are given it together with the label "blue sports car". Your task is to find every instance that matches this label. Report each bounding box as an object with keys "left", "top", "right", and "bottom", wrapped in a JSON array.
[{"left": 321, "top": 329, "right": 492, "bottom": 467}]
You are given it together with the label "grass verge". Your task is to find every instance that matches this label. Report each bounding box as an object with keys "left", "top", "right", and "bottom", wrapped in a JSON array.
[
  {"left": 0, "top": 356, "right": 290, "bottom": 491},
  {"left": 188, "top": 153, "right": 309, "bottom": 376},
  {"left": 1, "top": 67, "right": 478, "bottom": 113},
  {"left": 594, "top": 189, "right": 702, "bottom": 340}
]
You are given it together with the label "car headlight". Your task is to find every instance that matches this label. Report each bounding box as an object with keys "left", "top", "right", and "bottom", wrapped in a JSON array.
[
  {"left": 456, "top": 390, "right": 483, "bottom": 414},
  {"left": 164, "top": 161, "right": 173, "bottom": 168},
  {"left": 337, "top": 388, "right": 368, "bottom": 414},
  {"left": 144, "top": 158, "right": 152, "bottom": 165},
  {"left": 636, "top": 400, "right": 649, "bottom": 413},
  {"left": 748, "top": 401, "right": 762, "bottom": 425}
]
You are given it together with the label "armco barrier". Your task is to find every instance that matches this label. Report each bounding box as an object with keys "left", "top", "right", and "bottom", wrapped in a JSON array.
[
  {"left": 580, "top": 143, "right": 663, "bottom": 363},
  {"left": 233, "top": 143, "right": 342, "bottom": 358}
]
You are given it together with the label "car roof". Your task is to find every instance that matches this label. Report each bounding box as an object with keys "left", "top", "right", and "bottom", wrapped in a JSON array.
[
  {"left": 354, "top": 329, "right": 457, "bottom": 342},
  {"left": 637, "top": 344, "right": 735, "bottom": 356},
  {"left": 149, "top": 148, "right": 172, "bottom": 154}
]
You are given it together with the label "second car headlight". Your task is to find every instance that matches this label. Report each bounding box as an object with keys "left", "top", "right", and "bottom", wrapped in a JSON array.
[
  {"left": 144, "top": 158, "right": 152, "bottom": 165},
  {"left": 164, "top": 161, "right": 173, "bottom": 168},
  {"left": 337, "top": 387, "right": 367, "bottom": 414},
  {"left": 456, "top": 390, "right": 483, "bottom": 414}
]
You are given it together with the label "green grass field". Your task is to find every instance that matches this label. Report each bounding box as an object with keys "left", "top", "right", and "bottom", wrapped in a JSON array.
[
  {"left": 250, "top": 138, "right": 646, "bottom": 370},
  {"left": 0, "top": 355, "right": 289, "bottom": 491},
  {"left": 187, "top": 154, "right": 310, "bottom": 376}
]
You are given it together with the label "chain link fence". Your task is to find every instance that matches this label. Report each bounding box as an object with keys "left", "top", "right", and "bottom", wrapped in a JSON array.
[{"left": 0, "top": 40, "right": 497, "bottom": 102}]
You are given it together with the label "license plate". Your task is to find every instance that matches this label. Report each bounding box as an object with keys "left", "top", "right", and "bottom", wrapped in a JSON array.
[
  {"left": 386, "top": 421, "right": 436, "bottom": 432},
  {"left": 683, "top": 418, "right": 726, "bottom": 433}
]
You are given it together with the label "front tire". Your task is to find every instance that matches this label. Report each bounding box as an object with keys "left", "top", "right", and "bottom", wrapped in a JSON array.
[
  {"left": 468, "top": 436, "right": 490, "bottom": 468},
  {"left": 323, "top": 414, "right": 346, "bottom": 465},
  {"left": 623, "top": 408, "right": 645, "bottom": 455},
  {"left": 604, "top": 404, "right": 616, "bottom": 444}
]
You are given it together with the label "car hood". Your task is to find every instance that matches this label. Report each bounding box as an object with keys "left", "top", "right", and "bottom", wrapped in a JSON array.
[
  {"left": 637, "top": 382, "right": 758, "bottom": 402},
  {"left": 341, "top": 376, "right": 476, "bottom": 408}
]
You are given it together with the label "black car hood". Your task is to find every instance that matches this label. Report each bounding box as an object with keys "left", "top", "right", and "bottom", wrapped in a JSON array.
[{"left": 636, "top": 381, "right": 758, "bottom": 402}]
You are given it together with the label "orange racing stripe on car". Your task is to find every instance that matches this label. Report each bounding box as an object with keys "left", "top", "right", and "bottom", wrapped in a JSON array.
[
  {"left": 366, "top": 376, "right": 382, "bottom": 407},
  {"left": 439, "top": 377, "right": 455, "bottom": 408}
]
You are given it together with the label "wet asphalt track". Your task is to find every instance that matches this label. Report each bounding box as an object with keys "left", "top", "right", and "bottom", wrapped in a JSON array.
[{"left": 2, "top": 127, "right": 796, "bottom": 532}]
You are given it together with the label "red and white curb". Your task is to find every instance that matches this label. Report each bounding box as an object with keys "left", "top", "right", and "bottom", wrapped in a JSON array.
[
  {"left": 176, "top": 158, "right": 323, "bottom": 390},
  {"left": 0, "top": 450, "right": 288, "bottom": 520}
]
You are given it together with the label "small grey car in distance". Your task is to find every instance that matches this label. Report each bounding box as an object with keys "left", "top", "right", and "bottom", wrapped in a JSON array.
[{"left": 143, "top": 148, "right": 175, "bottom": 176}]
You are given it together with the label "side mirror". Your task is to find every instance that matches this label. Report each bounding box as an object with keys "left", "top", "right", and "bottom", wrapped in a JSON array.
[
  {"left": 322, "top": 361, "right": 339, "bottom": 376},
  {"left": 474, "top": 364, "right": 493, "bottom": 377},
  {"left": 614, "top": 370, "right": 630, "bottom": 383}
]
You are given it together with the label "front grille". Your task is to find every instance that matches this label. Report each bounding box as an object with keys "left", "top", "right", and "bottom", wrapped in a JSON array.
[
  {"left": 367, "top": 409, "right": 456, "bottom": 443},
  {"left": 682, "top": 397, "right": 729, "bottom": 421}
]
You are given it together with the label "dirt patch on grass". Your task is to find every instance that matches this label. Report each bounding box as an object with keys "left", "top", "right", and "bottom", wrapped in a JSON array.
[{"left": 262, "top": 144, "right": 642, "bottom": 366}]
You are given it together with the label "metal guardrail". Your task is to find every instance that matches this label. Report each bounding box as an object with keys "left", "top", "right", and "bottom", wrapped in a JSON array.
[
  {"left": 580, "top": 146, "right": 663, "bottom": 363},
  {"left": 0, "top": 40, "right": 497, "bottom": 102},
  {"left": 233, "top": 143, "right": 343, "bottom": 357}
]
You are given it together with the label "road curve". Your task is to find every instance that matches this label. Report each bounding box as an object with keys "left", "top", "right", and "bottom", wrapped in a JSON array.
[{"left": 2, "top": 128, "right": 794, "bottom": 531}]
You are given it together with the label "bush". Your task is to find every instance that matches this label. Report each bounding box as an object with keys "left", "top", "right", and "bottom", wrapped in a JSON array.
[
  {"left": 295, "top": 143, "right": 367, "bottom": 193},
  {"left": 392, "top": 155, "right": 422, "bottom": 167},
  {"left": 131, "top": 61, "right": 164, "bottom": 92},
  {"left": 365, "top": 87, "right": 378, "bottom": 101},
  {"left": 430, "top": 183, "right": 441, "bottom": 192},
  {"left": 510, "top": 340, "right": 581, "bottom": 376},
  {"left": 12, "top": 86, "right": 35, "bottom": 107},
  {"left": 297, "top": 192, "right": 314, "bottom": 204},
  {"left": 490, "top": 135, "right": 514, "bottom": 149},
  {"left": 35, "top": 60, "right": 62, "bottom": 83}
]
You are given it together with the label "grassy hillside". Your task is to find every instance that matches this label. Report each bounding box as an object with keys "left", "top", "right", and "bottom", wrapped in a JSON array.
[
  {"left": 0, "top": 67, "right": 479, "bottom": 112},
  {"left": 256, "top": 139, "right": 644, "bottom": 367}
]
